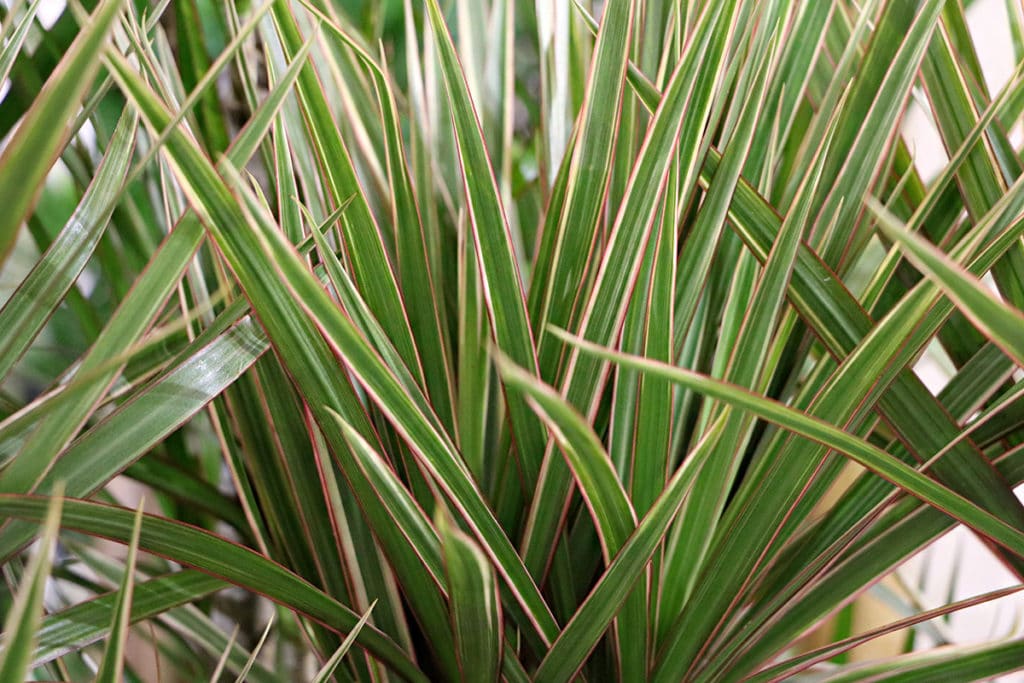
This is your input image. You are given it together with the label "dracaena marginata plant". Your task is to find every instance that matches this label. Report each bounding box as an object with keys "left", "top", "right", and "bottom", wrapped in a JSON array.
[{"left": 2, "top": 0, "right": 1024, "bottom": 680}]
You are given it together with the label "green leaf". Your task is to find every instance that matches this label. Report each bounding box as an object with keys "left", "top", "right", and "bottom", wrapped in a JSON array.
[
  {"left": 811, "top": 0, "right": 943, "bottom": 269},
  {"left": 230, "top": 161, "right": 561, "bottom": 648},
  {"left": 557, "top": 330, "right": 1024, "bottom": 563},
  {"left": 95, "top": 501, "right": 144, "bottom": 683},
  {"left": 0, "top": 17, "right": 313, "bottom": 508},
  {"left": 0, "top": 0, "right": 44, "bottom": 86},
  {"left": 0, "top": 491, "right": 62, "bottom": 681},
  {"left": 5, "top": 1, "right": 1024, "bottom": 680},
  {"left": 439, "top": 513, "right": 502, "bottom": 683},
  {"left": 820, "top": 638, "right": 1024, "bottom": 682},
  {"left": 749, "top": 584, "right": 1024, "bottom": 682},
  {"left": 656, "top": 31, "right": 782, "bottom": 617},
  {"left": 520, "top": 0, "right": 745, "bottom": 586},
  {"left": 0, "top": 109, "right": 137, "bottom": 383},
  {"left": 498, "top": 355, "right": 636, "bottom": 561},
  {"left": 531, "top": 415, "right": 729, "bottom": 683},
  {"left": 61, "top": 541, "right": 279, "bottom": 683},
  {"left": 0, "top": 308, "right": 265, "bottom": 559},
  {"left": 313, "top": 603, "right": 376, "bottom": 683},
  {"left": 0, "top": 0, "right": 125, "bottom": 270},
  {"left": 299, "top": 2, "right": 456, "bottom": 431},
  {"left": 0, "top": 495, "right": 426, "bottom": 682},
  {"left": 497, "top": 354, "right": 644, "bottom": 679},
  {"left": 423, "top": 0, "right": 548, "bottom": 490},
  {"left": 528, "top": 0, "right": 634, "bottom": 369},
  {"left": 232, "top": 617, "right": 274, "bottom": 683},
  {"left": 269, "top": 2, "right": 424, "bottom": 385},
  {"left": 663, "top": 89, "right": 1024, "bottom": 683},
  {"left": 107, "top": 44, "right": 558, "bottom": 653},
  {"left": 876, "top": 204, "right": 1024, "bottom": 368},
  {"left": 31, "top": 570, "right": 224, "bottom": 668},
  {"left": 335, "top": 411, "right": 530, "bottom": 683},
  {"left": 333, "top": 412, "right": 459, "bottom": 681}
]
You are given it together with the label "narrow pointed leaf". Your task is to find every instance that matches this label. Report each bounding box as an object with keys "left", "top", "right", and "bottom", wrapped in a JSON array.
[
  {"left": 439, "top": 514, "right": 502, "bottom": 683},
  {"left": 95, "top": 502, "right": 144, "bottom": 683},
  {"left": 313, "top": 603, "right": 376, "bottom": 683},
  {"left": 0, "top": 109, "right": 137, "bottom": 383},
  {"left": 0, "top": 493, "right": 62, "bottom": 681},
  {"left": 0, "top": 495, "right": 426, "bottom": 682},
  {"left": 0, "top": 0, "right": 125, "bottom": 269},
  {"left": 878, "top": 208, "right": 1024, "bottom": 367},
  {"left": 559, "top": 331, "right": 1024, "bottom": 561},
  {"left": 423, "top": 0, "right": 548, "bottom": 486}
]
